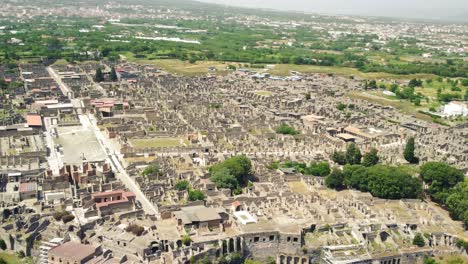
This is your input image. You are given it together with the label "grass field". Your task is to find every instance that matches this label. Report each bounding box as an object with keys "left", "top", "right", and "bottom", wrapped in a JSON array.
[
  {"left": 268, "top": 64, "right": 437, "bottom": 80},
  {"left": 0, "top": 252, "right": 22, "bottom": 264},
  {"left": 434, "top": 255, "right": 468, "bottom": 264},
  {"left": 347, "top": 91, "right": 434, "bottom": 122},
  {"left": 288, "top": 181, "right": 308, "bottom": 194},
  {"left": 130, "top": 137, "right": 188, "bottom": 149},
  {"left": 121, "top": 53, "right": 441, "bottom": 80},
  {"left": 121, "top": 53, "right": 230, "bottom": 76}
]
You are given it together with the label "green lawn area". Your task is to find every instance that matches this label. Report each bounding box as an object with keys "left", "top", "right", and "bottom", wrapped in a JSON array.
[
  {"left": 0, "top": 252, "right": 22, "bottom": 264},
  {"left": 268, "top": 64, "right": 437, "bottom": 80},
  {"left": 347, "top": 91, "right": 433, "bottom": 122},
  {"left": 130, "top": 137, "right": 188, "bottom": 149},
  {"left": 121, "top": 53, "right": 230, "bottom": 76}
]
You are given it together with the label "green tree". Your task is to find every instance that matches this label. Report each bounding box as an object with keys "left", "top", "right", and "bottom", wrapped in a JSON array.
[
  {"left": 0, "top": 258, "right": 6, "bottom": 264},
  {"left": 275, "top": 124, "right": 300, "bottom": 135},
  {"left": 413, "top": 233, "right": 425, "bottom": 247},
  {"left": 142, "top": 164, "right": 162, "bottom": 178},
  {"left": 362, "top": 149, "right": 379, "bottom": 167},
  {"left": 366, "top": 165, "right": 422, "bottom": 199},
  {"left": 420, "top": 162, "right": 463, "bottom": 203},
  {"left": 409, "top": 79, "right": 423, "bottom": 88},
  {"left": 445, "top": 180, "right": 468, "bottom": 228},
  {"left": 0, "top": 239, "right": 6, "bottom": 250},
  {"left": 188, "top": 190, "right": 205, "bottom": 201},
  {"left": 210, "top": 155, "right": 252, "bottom": 186},
  {"left": 325, "top": 169, "right": 345, "bottom": 190},
  {"left": 404, "top": 137, "right": 418, "bottom": 164},
  {"left": 331, "top": 151, "right": 347, "bottom": 165},
  {"left": 306, "top": 162, "right": 331, "bottom": 176},
  {"left": 175, "top": 180, "right": 189, "bottom": 191},
  {"left": 182, "top": 235, "right": 192, "bottom": 246},
  {"left": 110, "top": 67, "right": 118, "bottom": 82},
  {"left": 210, "top": 167, "right": 239, "bottom": 190},
  {"left": 95, "top": 67, "right": 104, "bottom": 82},
  {"left": 343, "top": 165, "right": 368, "bottom": 191},
  {"left": 345, "top": 143, "right": 362, "bottom": 165}
]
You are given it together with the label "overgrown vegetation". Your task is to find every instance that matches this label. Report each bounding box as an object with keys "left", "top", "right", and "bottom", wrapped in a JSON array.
[
  {"left": 126, "top": 224, "right": 145, "bottom": 236},
  {"left": 209, "top": 155, "right": 252, "bottom": 193},
  {"left": 275, "top": 124, "right": 300, "bottom": 135}
]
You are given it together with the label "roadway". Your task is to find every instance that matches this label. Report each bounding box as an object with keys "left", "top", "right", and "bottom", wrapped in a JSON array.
[{"left": 47, "top": 64, "right": 159, "bottom": 216}]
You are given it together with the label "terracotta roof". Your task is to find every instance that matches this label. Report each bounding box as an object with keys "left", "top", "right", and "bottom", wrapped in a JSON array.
[
  {"left": 19, "top": 182, "right": 37, "bottom": 193},
  {"left": 26, "top": 114, "right": 42, "bottom": 127}
]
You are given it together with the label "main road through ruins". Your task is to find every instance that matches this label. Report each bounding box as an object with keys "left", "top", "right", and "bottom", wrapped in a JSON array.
[{"left": 47, "top": 67, "right": 159, "bottom": 216}]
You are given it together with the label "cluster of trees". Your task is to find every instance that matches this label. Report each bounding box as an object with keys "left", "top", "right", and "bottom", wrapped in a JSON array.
[
  {"left": 325, "top": 164, "right": 423, "bottom": 199},
  {"left": 408, "top": 79, "right": 424, "bottom": 88},
  {"left": 331, "top": 143, "right": 380, "bottom": 167},
  {"left": 209, "top": 155, "right": 252, "bottom": 194},
  {"left": 269, "top": 160, "right": 331, "bottom": 177},
  {"left": 275, "top": 124, "right": 300, "bottom": 135},
  {"left": 94, "top": 67, "right": 118, "bottom": 82},
  {"left": 361, "top": 61, "right": 468, "bottom": 78},
  {"left": 420, "top": 162, "right": 466, "bottom": 228},
  {"left": 53, "top": 211, "right": 75, "bottom": 223}
]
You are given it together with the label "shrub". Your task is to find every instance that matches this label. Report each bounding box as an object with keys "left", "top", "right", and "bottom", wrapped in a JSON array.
[
  {"left": 175, "top": 180, "right": 190, "bottom": 191},
  {"left": 188, "top": 190, "right": 205, "bottom": 201},
  {"left": 62, "top": 214, "right": 75, "bottom": 224},
  {"left": 413, "top": 233, "right": 425, "bottom": 247},
  {"left": 126, "top": 224, "right": 145, "bottom": 236},
  {"left": 53, "top": 211, "right": 69, "bottom": 221},
  {"left": 182, "top": 235, "right": 192, "bottom": 246},
  {"left": 275, "top": 124, "right": 300, "bottom": 135}
]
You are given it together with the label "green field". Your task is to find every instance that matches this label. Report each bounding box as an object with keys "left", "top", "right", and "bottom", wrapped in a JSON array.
[
  {"left": 347, "top": 91, "right": 434, "bottom": 122},
  {"left": 121, "top": 53, "right": 230, "bottom": 76},
  {"left": 0, "top": 252, "right": 22, "bottom": 264},
  {"left": 130, "top": 137, "right": 189, "bottom": 149},
  {"left": 268, "top": 64, "right": 437, "bottom": 80}
]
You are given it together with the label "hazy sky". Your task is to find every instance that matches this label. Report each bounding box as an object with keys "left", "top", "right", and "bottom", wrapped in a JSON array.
[{"left": 197, "top": 0, "right": 468, "bottom": 21}]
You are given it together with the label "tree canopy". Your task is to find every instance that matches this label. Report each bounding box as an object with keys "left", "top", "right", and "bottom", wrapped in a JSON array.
[
  {"left": 362, "top": 148, "right": 379, "bottom": 167},
  {"left": 325, "top": 164, "right": 422, "bottom": 200},
  {"left": 420, "top": 162, "right": 464, "bottom": 203},
  {"left": 210, "top": 155, "right": 252, "bottom": 188},
  {"left": 275, "top": 124, "right": 300, "bottom": 135},
  {"left": 94, "top": 67, "right": 104, "bottom": 82},
  {"left": 404, "top": 137, "right": 419, "bottom": 164}
]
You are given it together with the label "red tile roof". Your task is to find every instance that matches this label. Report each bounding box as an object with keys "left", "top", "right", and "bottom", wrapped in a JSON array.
[
  {"left": 19, "top": 182, "right": 37, "bottom": 193},
  {"left": 26, "top": 114, "right": 42, "bottom": 127}
]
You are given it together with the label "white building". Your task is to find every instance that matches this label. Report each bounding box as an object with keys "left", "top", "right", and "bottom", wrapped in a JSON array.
[{"left": 442, "top": 101, "right": 468, "bottom": 117}]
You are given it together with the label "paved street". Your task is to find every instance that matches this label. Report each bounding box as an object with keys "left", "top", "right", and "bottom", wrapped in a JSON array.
[{"left": 48, "top": 66, "right": 159, "bottom": 216}]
